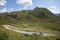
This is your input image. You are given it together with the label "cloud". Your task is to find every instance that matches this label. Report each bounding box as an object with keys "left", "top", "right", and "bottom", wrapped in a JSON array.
[
  {"left": 47, "top": 6, "right": 60, "bottom": 14},
  {"left": 11, "top": 8, "right": 14, "bottom": 10},
  {"left": 50, "top": 6, "right": 56, "bottom": 9},
  {"left": 16, "top": 0, "right": 33, "bottom": 9},
  {"left": 0, "top": 0, "right": 7, "bottom": 6},
  {"left": 0, "top": 8, "right": 7, "bottom": 13},
  {"left": 8, "top": 8, "right": 15, "bottom": 12},
  {"left": 10, "top": 8, "right": 14, "bottom": 11}
]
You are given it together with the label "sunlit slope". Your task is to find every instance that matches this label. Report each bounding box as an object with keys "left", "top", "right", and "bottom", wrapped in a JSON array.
[{"left": 0, "top": 7, "right": 60, "bottom": 33}]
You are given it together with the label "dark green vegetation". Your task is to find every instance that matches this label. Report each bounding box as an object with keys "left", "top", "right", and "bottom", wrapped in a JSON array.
[{"left": 0, "top": 7, "right": 60, "bottom": 40}]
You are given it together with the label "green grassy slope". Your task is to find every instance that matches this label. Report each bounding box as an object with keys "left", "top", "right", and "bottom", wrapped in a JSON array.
[
  {"left": 0, "top": 7, "right": 60, "bottom": 33},
  {"left": 0, "top": 7, "right": 60, "bottom": 40},
  {"left": 0, "top": 25, "right": 60, "bottom": 40}
]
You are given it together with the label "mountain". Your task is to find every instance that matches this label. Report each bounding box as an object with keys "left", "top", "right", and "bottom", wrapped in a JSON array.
[
  {"left": 30, "top": 7, "right": 56, "bottom": 18},
  {"left": 0, "top": 7, "right": 60, "bottom": 40},
  {"left": 0, "top": 7, "right": 59, "bottom": 24},
  {"left": 0, "top": 7, "right": 60, "bottom": 31},
  {"left": 55, "top": 13, "right": 60, "bottom": 17}
]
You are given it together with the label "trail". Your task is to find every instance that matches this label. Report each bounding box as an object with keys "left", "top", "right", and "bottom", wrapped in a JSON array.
[{"left": 3, "top": 25, "right": 57, "bottom": 36}]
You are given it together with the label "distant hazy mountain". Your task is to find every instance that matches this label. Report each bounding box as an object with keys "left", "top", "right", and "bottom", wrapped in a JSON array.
[{"left": 55, "top": 13, "right": 60, "bottom": 17}]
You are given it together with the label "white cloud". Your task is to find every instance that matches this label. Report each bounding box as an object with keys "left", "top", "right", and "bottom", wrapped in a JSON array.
[
  {"left": 50, "top": 6, "right": 56, "bottom": 9},
  {"left": 8, "top": 8, "right": 15, "bottom": 12},
  {"left": 0, "top": 0, "right": 7, "bottom": 6},
  {"left": 0, "top": 8, "right": 7, "bottom": 13},
  {"left": 47, "top": 6, "right": 60, "bottom": 14},
  {"left": 10, "top": 8, "right": 14, "bottom": 11},
  {"left": 16, "top": 0, "right": 33, "bottom": 9}
]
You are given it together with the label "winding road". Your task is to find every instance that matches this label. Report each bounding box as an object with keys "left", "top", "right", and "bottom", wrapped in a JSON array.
[{"left": 3, "top": 25, "right": 57, "bottom": 36}]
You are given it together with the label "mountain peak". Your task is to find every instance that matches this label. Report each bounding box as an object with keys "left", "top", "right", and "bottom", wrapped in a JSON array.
[{"left": 30, "top": 7, "right": 55, "bottom": 18}]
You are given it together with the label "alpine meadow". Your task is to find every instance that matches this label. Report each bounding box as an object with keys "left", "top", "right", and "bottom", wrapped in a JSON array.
[{"left": 0, "top": 0, "right": 60, "bottom": 40}]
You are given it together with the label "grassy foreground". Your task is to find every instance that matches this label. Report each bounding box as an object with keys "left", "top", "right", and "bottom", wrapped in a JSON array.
[{"left": 0, "top": 25, "right": 60, "bottom": 40}]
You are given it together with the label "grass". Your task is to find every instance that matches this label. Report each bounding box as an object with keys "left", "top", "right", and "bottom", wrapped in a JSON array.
[
  {"left": 6, "top": 22, "right": 60, "bottom": 34},
  {"left": 0, "top": 26, "right": 60, "bottom": 40},
  {"left": 0, "top": 23, "right": 60, "bottom": 40},
  {"left": 0, "top": 7, "right": 60, "bottom": 40}
]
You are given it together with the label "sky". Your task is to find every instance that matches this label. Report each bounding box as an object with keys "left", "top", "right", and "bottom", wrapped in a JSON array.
[{"left": 0, "top": 0, "right": 60, "bottom": 14}]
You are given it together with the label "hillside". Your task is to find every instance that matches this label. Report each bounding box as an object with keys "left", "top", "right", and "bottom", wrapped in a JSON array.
[
  {"left": 0, "top": 7, "right": 60, "bottom": 32},
  {"left": 0, "top": 7, "right": 60, "bottom": 40}
]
